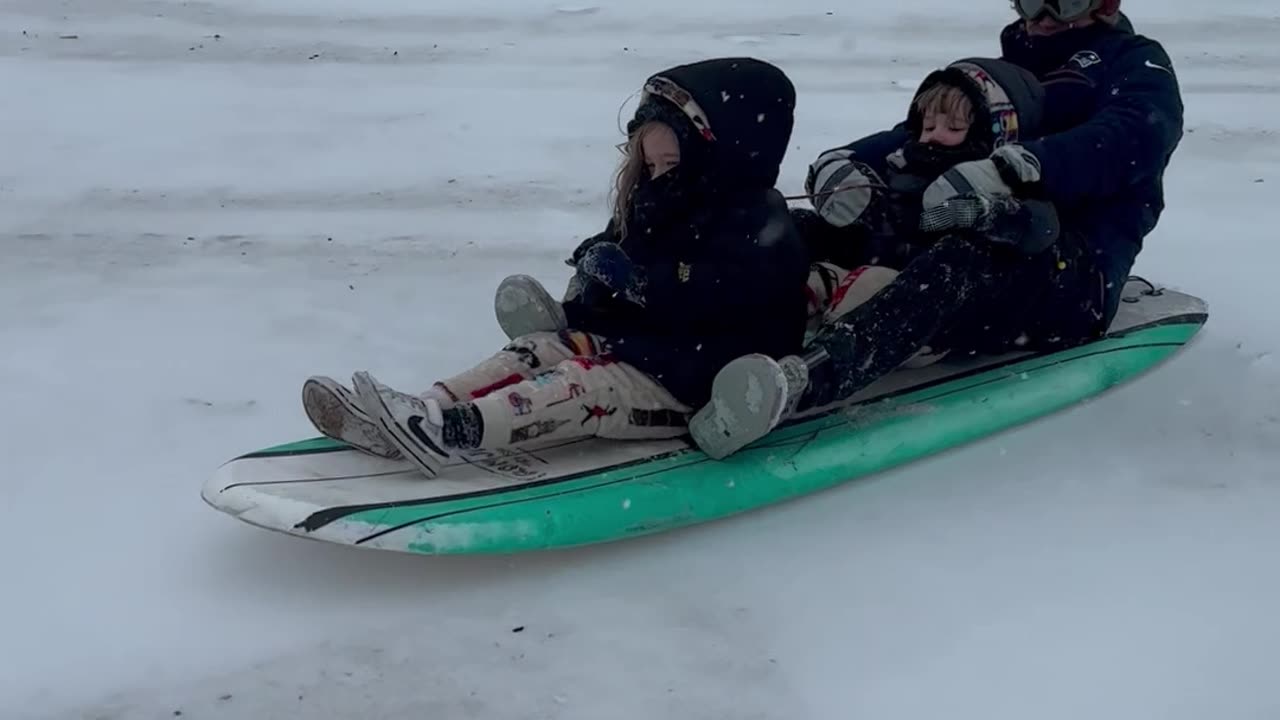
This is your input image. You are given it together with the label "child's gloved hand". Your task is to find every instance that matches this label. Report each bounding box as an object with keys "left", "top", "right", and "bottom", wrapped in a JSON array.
[
  {"left": 806, "top": 149, "right": 884, "bottom": 228},
  {"left": 919, "top": 193, "right": 1021, "bottom": 234},
  {"left": 921, "top": 144, "right": 1043, "bottom": 212},
  {"left": 919, "top": 193, "right": 1060, "bottom": 254},
  {"left": 575, "top": 242, "right": 648, "bottom": 307},
  {"left": 919, "top": 144, "right": 1056, "bottom": 253},
  {"left": 565, "top": 229, "right": 613, "bottom": 267}
]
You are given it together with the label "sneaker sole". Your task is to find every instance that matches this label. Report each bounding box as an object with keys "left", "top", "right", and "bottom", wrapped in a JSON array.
[
  {"left": 495, "top": 274, "right": 568, "bottom": 340},
  {"left": 301, "top": 377, "right": 402, "bottom": 458},
  {"left": 688, "top": 354, "right": 788, "bottom": 460}
]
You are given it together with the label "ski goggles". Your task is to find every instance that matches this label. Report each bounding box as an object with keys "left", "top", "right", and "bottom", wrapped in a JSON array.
[{"left": 1013, "top": 0, "right": 1100, "bottom": 22}]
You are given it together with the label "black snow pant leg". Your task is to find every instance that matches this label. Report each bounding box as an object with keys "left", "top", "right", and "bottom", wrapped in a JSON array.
[
  {"left": 798, "top": 233, "right": 1008, "bottom": 407},
  {"left": 798, "top": 234, "right": 1026, "bottom": 410}
]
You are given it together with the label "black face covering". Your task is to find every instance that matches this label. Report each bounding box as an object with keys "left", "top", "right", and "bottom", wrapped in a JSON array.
[
  {"left": 630, "top": 164, "right": 690, "bottom": 222},
  {"left": 900, "top": 139, "right": 990, "bottom": 179},
  {"left": 620, "top": 96, "right": 717, "bottom": 250},
  {"left": 624, "top": 162, "right": 713, "bottom": 255}
]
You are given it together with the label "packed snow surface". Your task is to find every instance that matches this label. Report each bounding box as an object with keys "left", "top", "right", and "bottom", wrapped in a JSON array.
[{"left": 3, "top": 0, "right": 1278, "bottom": 717}]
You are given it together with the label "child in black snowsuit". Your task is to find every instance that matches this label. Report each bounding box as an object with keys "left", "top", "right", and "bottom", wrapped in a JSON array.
[
  {"left": 796, "top": 58, "right": 1051, "bottom": 360},
  {"left": 300, "top": 57, "right": 811, "bottom": 478}
]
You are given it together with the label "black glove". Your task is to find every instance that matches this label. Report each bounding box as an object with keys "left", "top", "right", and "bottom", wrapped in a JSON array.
[
  {"left": 574, "top": 242, "right": 647, "bottom": 306},
  {"left": 565, "top": 229, "right": 614, "bottom": 267}
]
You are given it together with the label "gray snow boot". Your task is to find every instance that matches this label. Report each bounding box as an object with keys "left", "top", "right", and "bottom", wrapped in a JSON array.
[
  {"left": 689, "top": 354, "right": 809, "bottom": 460},
  {"left": 494, "top": 274, "right": 568, "bottom": 340}
]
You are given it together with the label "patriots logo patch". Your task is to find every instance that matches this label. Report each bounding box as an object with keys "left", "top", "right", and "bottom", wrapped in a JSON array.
[{"left": 1069, "top": 51, "right": 1102, "bottom": 69}]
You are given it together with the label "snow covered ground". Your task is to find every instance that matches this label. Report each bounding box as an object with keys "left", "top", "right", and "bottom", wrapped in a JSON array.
[{"left": 3, "top": 0, "right": 1279, "bottom": 717}]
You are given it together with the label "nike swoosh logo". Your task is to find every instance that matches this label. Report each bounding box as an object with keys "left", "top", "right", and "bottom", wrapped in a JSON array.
[
  {"left": 407, "top": 415, "right": 449, "bottom": 457},
  {"left": 1144, "top": 59, "right": 1172, "bottom": 74}
]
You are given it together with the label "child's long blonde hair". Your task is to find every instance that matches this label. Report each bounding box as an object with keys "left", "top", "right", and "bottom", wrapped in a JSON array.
[{"left": 610, "top": 121, "right": 664, "bottom": 240}]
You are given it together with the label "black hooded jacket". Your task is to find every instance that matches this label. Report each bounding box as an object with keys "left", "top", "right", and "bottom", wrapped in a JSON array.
[
  {"left": 816, "top": 14, "right": 1183, "bottom": 326},
  {"left": 561, "top": 58, "right": 810, "bottom": 407}
]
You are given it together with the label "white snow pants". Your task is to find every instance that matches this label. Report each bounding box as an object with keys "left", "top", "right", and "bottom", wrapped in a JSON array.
[{"left": 430, "top": 331, "right": 692, "bottom": 449}]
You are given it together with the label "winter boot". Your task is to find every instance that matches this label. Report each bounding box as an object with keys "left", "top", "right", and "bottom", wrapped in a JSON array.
[
  {"left": 302, "top": 376, "right": 403, "bottom": 458},
  {"left": 689, "top": 353, "right": 809, "bottom": 460},
  {"left": 494, "top": 274, "right": 568, "bottom": 340},
  {"left": 351, "top": 371, "right": 451, "bottom": 479}
]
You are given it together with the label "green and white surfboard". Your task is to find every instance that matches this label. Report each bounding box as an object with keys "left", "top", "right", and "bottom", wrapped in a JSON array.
[{"left": 202, "top": 279, "right": 1207, "bottom": 555}]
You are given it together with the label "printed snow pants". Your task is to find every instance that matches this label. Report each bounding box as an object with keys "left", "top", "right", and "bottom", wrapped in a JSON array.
[{"left": 431, "top": 331, "right": 691, "bottom": 450}]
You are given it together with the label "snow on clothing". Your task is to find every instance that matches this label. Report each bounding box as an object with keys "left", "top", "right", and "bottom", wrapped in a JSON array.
[
  {"left": 803, "top": 263, "right": 949, "bottom": 368},
  {"left": 562, "top": 57, "right": 810, "bottom": 409},
  {"left": 799, "top": 230, "right": 1106, "bottom": 410}
]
